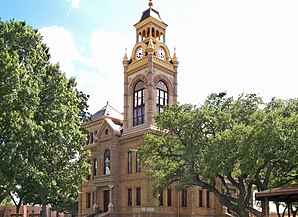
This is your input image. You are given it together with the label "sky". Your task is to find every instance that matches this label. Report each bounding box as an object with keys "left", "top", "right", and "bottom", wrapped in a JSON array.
[{"left": 1, "top": 0, "right": 298, "bottom": 114}]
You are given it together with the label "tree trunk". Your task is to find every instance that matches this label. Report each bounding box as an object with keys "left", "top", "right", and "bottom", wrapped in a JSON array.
[
  {"left": 16, "top": 203, "right": 21, "bottom": 214},
  {"left": 9, "top": 191, "right": 22, "bottom": 214},
  {"left": 41, "top": 204, "right": 47, "bottom": 217},
  {"left": 0, "top": 180, "right": 15, "bottom": 204}
]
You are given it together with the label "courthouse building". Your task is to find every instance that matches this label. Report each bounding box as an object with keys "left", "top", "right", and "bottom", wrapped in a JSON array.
[{"left": 78, "top": 1, "right": 225, "bottom": 216}]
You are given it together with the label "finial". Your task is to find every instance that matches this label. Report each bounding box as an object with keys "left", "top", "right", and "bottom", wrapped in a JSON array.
[
  {"left": 172, "top": 46, "right": 179, "bottom": 66},
  {"left": 148, "top": 0, "right": 153, "bottom": 8},
  {"left": 147, "top": 36, "right": 154, "bottom": 53},
  {"left": 123, "top": 48, "right": 129, "bottom": 65}
]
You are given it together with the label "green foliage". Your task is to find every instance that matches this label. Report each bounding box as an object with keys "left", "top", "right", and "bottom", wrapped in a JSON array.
[
  {"left": 0, "top": 196, "right": 13, "bottom": 205},
  {"left": 0, "top": 19, "right": 90, "bottom": 213},
  {"left": 140, "top": 93, "right": 298, "bottom": 217}
]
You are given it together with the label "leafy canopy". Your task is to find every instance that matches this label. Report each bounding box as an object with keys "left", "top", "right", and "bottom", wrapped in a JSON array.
[
  {"left": 0, "top": 19, "right": 90, "bottom": 214},
  {"left": 140, "top": 93, "right": 298, "bottom": 217}
]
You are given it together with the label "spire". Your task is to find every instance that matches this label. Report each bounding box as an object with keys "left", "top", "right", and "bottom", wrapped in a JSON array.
[
  {"left": 122, "top": 48, "right": 129, "bottom": 66},
  {"left": 172, "top": 47, "right": 179, "bottom": 66},
  {"left": 148, "top": 0, "right": 153, "bottom": 8}
]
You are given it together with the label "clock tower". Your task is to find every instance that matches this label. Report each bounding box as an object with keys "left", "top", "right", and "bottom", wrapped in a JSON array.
[
  {"left": 122, "top": 0, "right": 179, "bottom": 132},
  {"left": 79, "top": 2, "right": 225, "bottom": 217}
]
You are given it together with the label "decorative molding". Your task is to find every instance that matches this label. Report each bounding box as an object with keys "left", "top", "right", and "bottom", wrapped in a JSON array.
[
  {"left": 127, "top": 58, "right": 148, "bottom": 73},
  {"left": 152, "top": 56, "right": 175, "bottom": 73}
]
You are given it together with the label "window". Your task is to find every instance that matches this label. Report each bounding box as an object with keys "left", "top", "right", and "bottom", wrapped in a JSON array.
[
  {"left": 93, "top": 158, "right": 97, "bottom": 176},
  {"left": 181, "top": 189, "right": 187, "bottom": 207},
  {"left": 86, "top": 192, "right": 91, "bottom": 208},
  {"left": 136, "top": 188, "right": 141, "bottom": 206},
  {"left": 158, "top": 189, "right": 163, "bottom": 206},
  {"left": 167, "top": 189, "right": 172, "bottom": 206},
  {"left": 128, "top": 151, "right": 132, "bottom": 174},
  {"left": 206, "top": 190, "right": 210, "bottom": 208},
  {"left": 199, "top": 190, "right": 203, "bottom": 207},
  {"left": 156, "top": 81, "right": 168, "bottom": 114},
  {"left": 133, "top": 81, "right": 145, "bottom": 126},
  {"left": 90, "top": 132, "right": 93, "bottom": 144},
  {"left": 128, "top": 189, "right": 132, "bottom": 206},
  {"left": 104, "top": 150, "right": 110, "bottom": 175},
  {"left": 86, "top": 160, "right": 91, "bottom": 180},
  {"left": 136, "top": 152, "right": 141, "bottom": 172}
]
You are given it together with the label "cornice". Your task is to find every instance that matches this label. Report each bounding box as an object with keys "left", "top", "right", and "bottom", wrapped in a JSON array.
[
  {"left": 83, "top": 143, "right": 97, "bottom": 150},
  {"left": 127, "top": 58, "right": 148, "bottom": 73},
  {"left": 152, "top": 56, "right": 175, "bottom": 74},
  {"left": 134, "top": 16, "right": 167, "bottom": 30},
  {"left": 120, "top": 124, "right": 158, "bottom": 144}
]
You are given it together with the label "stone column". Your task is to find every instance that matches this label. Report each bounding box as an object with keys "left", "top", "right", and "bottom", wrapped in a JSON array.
[
  {"left": 123, "top": 51, "right": 129, "bottom": 130},
  {"left": 172, "top": 48, "right": 179, "bottom": 103},
  {"left": 93, "top": 187, "right": 98, "bottom": 212},
  {"left": 146, "top": 38, "right": 155, "bottom": 126},
  {"left": 108, "top": 185, "right": 114, "bottom": 212}
]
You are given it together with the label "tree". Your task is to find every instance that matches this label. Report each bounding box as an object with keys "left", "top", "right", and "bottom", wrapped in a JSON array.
[
  {"left": 140, "top": 93, "right": 298, "bottom": 217},
  {"left": 0, "top": 19, "right": 90, "bottom": 215}
]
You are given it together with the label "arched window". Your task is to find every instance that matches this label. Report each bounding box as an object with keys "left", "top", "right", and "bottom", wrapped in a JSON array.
[
  {"left": 152, "top": 28, "right": 155, "bottom": 38},
  {"left": 136, "top": 151, "right": 141, "bottom": 172},
  {"left": 160, "top": 33, "right": 165, "bottom": 43},
  {"left": 156, "top": 30, "right": 160, "bottom": 40},
  {"left": 104, "top": 150, "right": 110, "bottom": 175},
  {"left": 93, "top": 158, "right": 97, "bottom": 176},
  {"left": 147, "top": 28, "right": 150, "bottom": 37},
  {"left": 133, "top": 81, "right": 145, "bottom": 126},
  {"left": 156, "top": 81, "right": 168, "bottom": 114},
  {"left": 128, "top": 151, "right": 132, "bottom": 174}
]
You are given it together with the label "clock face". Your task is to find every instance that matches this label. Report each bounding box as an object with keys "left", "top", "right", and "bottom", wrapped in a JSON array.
[
  {"left": 158, "top": 47, "right": 165, "bottom": 60},
  {"left": 136, "top": 47, "right": 143, "bottom": 60}
]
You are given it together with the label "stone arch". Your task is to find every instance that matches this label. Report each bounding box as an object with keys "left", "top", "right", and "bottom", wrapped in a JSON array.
[
  {"left": 128, "top": 74, "right": 148, "bottom": 96},
  {"left": 156, "top": 43, "right": 171, "bottom": 60},
  {"left": 153, "top": 74, "right": 173, "bottom": 94}
]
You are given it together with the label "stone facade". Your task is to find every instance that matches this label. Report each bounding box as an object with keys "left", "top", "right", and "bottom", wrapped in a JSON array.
[{"left": 78, "top": 2, "right": 225, "bottom": 217}]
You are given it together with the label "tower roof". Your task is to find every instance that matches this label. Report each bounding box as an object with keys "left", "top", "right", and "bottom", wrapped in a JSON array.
[
  {"left": 138, "top": 7, "right": 164, "bottom": 23},
  {"left": 91, "top": 102, "right": 123, "bottom": 121}
]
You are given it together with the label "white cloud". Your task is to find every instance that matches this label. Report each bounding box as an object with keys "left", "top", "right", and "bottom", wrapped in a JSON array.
[
  {"left": 39, "top": 26, "right": 131, "bottom": 114},
  {"left": 39, "top": 26, "right": 80, "bottom": 77},
  {"left": 84, "top": 29, "right": 131, "bottom": 113},
  {"left": 70, "top": 0, "right": 80, "bottom": 9},
  {"left": 38, "top": 0, "right": 298, "bottom": 115}
]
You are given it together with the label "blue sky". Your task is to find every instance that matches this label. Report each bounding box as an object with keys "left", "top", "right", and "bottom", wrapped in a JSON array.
[{"left": 1, "top": 0, "right": 298, "bottom": 114}]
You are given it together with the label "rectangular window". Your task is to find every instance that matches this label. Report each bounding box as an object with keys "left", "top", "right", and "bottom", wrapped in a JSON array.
[
  {"left": 167, "top": 189, "right": 172, "bottom": 207},
  {"left": 199, "top": 189, "right": 203, "bottom": 207},
  {"left": 128, "top": 152, "right": 132, "bottom": 174},
  {"left": 159, "top": 189, "right": 163, "bottom": 206},
  {"left": 136, "top": 152, "right": 141, "bottom": 172},
  {"left": 206, "top": 190, "right": 210, "bottom": 208},
  {"left": 136, "top": 187, "right": 141, "bottom": 206},
  {"left": 86, "top": 192, "right": 91, "bottom": 208},
  {"left": 128, "top": 189, "right": 132, "bottom": 206},
  {"left": 181, "top": 189, "right": 187, "bottom": 207}
]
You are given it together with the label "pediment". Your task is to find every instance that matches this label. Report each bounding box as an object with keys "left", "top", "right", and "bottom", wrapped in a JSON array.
[{"left": 96, "top": 118, "right": 122, "bottom": 140}]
